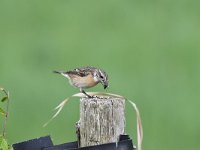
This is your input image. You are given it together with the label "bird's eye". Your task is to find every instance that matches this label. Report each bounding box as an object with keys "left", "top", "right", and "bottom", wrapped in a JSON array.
[{"left": 100, "top": 75, "right": 103, "bottom": 79}]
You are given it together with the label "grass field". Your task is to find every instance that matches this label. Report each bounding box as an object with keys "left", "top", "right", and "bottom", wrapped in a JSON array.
[{"left": 0, "top": 1, "right": 200, "bottom": 150}]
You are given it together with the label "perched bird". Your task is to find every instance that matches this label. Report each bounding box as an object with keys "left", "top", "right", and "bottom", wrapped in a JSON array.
[{"left": 53, "top": 66, "right": 109, "bottom": 98}]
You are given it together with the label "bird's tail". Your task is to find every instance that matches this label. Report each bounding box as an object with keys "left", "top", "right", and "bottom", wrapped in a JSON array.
[{"left": 53, "top": 70, "right": 63, "bottom": 74}]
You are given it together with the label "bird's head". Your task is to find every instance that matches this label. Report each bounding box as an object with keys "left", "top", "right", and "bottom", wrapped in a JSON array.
[{"left": 94, "top": 69, "right": 109, "bottom": 89}]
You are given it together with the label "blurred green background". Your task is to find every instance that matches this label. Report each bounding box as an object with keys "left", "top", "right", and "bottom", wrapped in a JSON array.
[{"left": 0, "top": 0, "right": 200, "bottom": 149}]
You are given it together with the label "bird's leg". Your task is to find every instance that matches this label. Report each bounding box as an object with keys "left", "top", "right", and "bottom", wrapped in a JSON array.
[{"left": 80, "top": 88, "right": 93, "bottom": 98}]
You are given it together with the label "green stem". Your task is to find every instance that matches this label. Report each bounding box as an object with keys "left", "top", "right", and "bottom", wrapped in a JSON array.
[{"left": 1, "top": 89, "right": 10, "bottom": 137}]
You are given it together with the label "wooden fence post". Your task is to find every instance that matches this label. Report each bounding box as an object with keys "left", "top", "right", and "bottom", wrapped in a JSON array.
[{"left": 78, "top": 96, "right": 125, "bottom": 147}]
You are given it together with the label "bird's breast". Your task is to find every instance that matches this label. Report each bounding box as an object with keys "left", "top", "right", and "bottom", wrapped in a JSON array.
[{"left": 70, "top": 74, "right": 98, "bottom": 88}]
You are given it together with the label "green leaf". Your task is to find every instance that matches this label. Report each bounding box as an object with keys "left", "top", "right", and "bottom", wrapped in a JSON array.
[
  {"left": 0, "top": 108, "right": 6, "bottom": 115},
  {"left": 0, "top": 136, "right": 9, "bottom": 150},
  {"left": 1, "top": 97, "right": 8, "bottom": 103}
]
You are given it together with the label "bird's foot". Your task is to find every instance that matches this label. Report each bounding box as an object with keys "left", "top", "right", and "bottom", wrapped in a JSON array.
[
  {"left": 87, "top": 95, "right": 109, "bottom": 99},
  {"left": 87, "top": 95, "right": 93, "bottom": 98},
  {"left": 87, "top": 94, "right": 99, "bottom": 98}
]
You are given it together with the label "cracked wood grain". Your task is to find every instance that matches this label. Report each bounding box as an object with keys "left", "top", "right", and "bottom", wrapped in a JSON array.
[{"left": 79, "top": 97, "right": 125, "bottom": 147}]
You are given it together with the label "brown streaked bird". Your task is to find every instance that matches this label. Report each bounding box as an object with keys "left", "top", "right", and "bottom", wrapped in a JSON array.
[{"left": 53, "top": 66, "right": 109, "bottom": 98}]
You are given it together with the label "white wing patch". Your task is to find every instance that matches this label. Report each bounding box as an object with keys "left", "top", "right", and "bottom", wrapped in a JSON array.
[{"left": 61, "top": 73, "right": 70, "bottom": 79}]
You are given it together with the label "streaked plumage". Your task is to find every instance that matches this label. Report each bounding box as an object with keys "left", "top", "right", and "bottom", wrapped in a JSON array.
[{"left": 53, "top": 66, "right": 109, "bottom": 97}]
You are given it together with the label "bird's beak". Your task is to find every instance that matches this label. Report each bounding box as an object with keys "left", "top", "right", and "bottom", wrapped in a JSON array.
[{"left": 104, "top": 84, "right": 108, "bottom": 89}]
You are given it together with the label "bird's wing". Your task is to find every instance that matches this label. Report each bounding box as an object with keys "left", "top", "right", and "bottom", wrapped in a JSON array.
[
  {"left": 66, "top": 71, "right": 88, "bottom": 77},
  {"left": 72, "top": 66, "right": 97, "bottom": 77}
]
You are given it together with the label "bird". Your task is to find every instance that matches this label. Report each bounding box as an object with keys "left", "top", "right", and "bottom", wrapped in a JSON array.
[{"left": 53, "top": 66, "right": 109, "bottom": 98}]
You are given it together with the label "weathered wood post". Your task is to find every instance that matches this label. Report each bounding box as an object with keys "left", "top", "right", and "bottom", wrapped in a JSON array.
[{"left": 78, "top": 96, "right": 125, "bottom": 147}]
